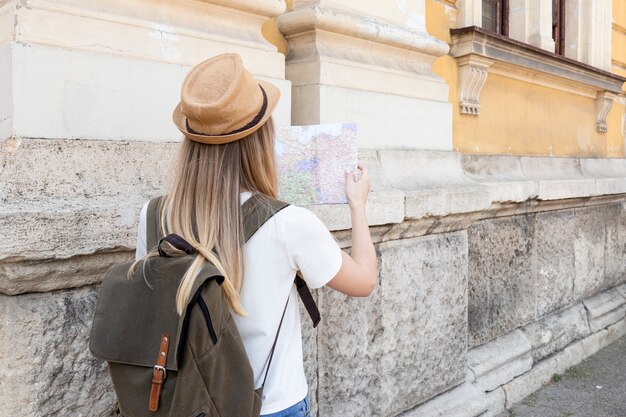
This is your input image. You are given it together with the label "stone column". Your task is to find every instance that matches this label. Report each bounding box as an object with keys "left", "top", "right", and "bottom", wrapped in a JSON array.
[
  {"left": 508, "top": 0, "right": 556, "bottom": 52},
  {"left": 277, "top": 0, "right": 451, "bottom": 150},
  {"left": 565, "top": 0, "right": 613, "bottom": 71},
  {"left": 457, "top": 0, "right": 483, "bottom": 27},
  {"left": 0, "top": 0, "right": 287, "bottom": 415}
]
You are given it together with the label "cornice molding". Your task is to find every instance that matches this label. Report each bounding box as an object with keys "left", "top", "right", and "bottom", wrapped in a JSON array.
[
  {"left": 450, "top": 26, "right": 626, "bottom": 94},
  {"left": 277, "top": 5, "right": 450, "bottom": 58},
  {"left": 450, "top": 26, "right": 626, "bottom": 131}
]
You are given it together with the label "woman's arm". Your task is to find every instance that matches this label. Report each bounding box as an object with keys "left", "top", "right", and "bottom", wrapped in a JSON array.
[{"left": 327, "top": 164, "right": 378, "bottom": 297}]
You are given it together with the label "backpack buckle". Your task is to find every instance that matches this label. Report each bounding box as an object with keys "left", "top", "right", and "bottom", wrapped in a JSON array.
[{"left": 153, "top": 365, "right": 167, "bottom": 380}]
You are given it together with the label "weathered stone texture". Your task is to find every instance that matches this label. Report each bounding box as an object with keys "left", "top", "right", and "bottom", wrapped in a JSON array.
[
  {"left": 582, "top": 289, "right": 626, "bottom": 332},
  {"left": 0, "top": 198, "right": 141, "bottom": 262},
  {"left": 399, "top": 382, "right": 488, "bottom": 417},
  {"left": 617, "top": 283, "right": 626, "bottom": 299},
  {"left": 0, "top": 138, "right": 176, "bottom": 294},
  {"left": 0, "top": 285, "right": 116, "bottom": 416},
  {"left": 520, "top": 303, "right": 590, "bottom": 363},
  {"left": 502, "top": 317, "right": 626, "bottom": 408},
  {"left": 0, "top": 251, "right": 133, "bottom": 295},
  {"left": 534, "top": 210, "right": 575, "bottom": 317},
  {"left": 317, "top": 232, "right": 468, "bottom": 417},
  {"left": 573, "top": 207, "right": 606, "bottom": 300},
  {"left": 482, "top": 387, "right": 506, "bottom": 417},
  {"left": 466, "top": 330, "right": 532, "bottom": 392},
  {"left": 0, "top": 138, "right": 173, "bottom": 202},
  {"left": 604, "top": 204, "right": 626, "bottom": 288},
  {"left": 299, "top": 292, "right": 319, "bottom": 417},
  {"left": 468, "top": 215, "right": 535, "bottom": 347}
]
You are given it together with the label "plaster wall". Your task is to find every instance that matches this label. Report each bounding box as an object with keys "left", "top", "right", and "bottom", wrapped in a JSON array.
[{"left": 427, "top": 0, "right": 626, "bottom": 157}]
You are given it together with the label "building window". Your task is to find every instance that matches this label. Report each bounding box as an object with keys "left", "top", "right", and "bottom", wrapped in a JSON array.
[
  {"left": 482, "top": 0, "right": 509, "bottom": 36},
  {"left": 552, "top": 0, "right": 565, "bottom": 55}
]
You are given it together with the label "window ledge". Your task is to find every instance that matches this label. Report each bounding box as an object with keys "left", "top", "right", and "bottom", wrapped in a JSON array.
[{"left": 449, "top": 26, "right": 626, "bottom": 132}]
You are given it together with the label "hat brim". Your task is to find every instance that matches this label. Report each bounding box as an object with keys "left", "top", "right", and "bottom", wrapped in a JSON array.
[{"left": 172, "top": 79, "right": 281, "bottom": 144}]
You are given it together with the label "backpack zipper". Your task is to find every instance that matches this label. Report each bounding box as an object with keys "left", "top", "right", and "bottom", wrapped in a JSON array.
[{"left": 197, "top": 295, "right": 218, "bottom": 345}]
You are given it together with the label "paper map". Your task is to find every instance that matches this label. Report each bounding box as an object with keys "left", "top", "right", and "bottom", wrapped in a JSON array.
[{"left": 275, "top": 122, "right": 358, "bottom": 205}]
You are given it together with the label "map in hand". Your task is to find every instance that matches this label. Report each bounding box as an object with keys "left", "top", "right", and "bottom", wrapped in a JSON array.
[{"left": 275, "top": 122, "right": 358, "bottom": 205}]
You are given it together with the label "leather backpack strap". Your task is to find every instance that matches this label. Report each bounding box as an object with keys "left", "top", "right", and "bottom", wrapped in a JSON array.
[
  {"left": 148, "top": 334, "right": 170, "bottom": 412},
  {"left": 146, "top": 196, "right": 166, "bottom": 252},
  {"left": 295, "top": 276, "right": 321, "bottom": 327}
]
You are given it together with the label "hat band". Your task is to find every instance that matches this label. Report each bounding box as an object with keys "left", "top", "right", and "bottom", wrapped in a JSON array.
[{"left": 186, "top": 85, "right": 268, "bottom": 137}]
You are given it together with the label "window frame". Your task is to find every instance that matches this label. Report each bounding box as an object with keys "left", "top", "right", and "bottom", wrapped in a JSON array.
[
  {"left": 552, "top": 0, "right": 566, "bottom": 55},
  {"left": 481, "top": 0, "right": 509, "bottom": 37}
]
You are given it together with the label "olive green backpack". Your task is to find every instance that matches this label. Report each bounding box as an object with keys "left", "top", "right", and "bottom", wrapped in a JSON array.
[{"left": 89, "top": 193, "right": 320, "bottom": 417}]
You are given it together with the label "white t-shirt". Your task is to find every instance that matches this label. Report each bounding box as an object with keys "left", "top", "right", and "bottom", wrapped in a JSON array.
[{"left": 135, "top": 191, "right": 343, "bottom": 414}]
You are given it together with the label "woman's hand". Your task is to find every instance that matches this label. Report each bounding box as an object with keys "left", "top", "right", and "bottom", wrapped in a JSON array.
[
  {"left": 328, "top": 163, "right": 377, "bottom": 297},
  {"left": 345, "top": 163, "right": 371, "bottom": 208}
]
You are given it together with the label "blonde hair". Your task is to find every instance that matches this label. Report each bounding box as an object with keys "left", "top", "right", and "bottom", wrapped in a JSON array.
[{"left": 130, "top": 117, "right": 278, "bottom": 316}]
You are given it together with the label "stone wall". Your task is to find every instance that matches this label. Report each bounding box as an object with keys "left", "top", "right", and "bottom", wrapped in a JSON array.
[
  {"left": 468, "top": 203, "right": 626, "bottom": 347},
  {"left": 3, "top": 146, "right": 626, "bottom": 416}
]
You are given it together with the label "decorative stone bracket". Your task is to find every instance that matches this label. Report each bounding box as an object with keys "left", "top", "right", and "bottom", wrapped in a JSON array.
[
  {"left": 458, "top": 55, "right": 494, "bottom": 115},
  {"left": 450, "top": 27, "right": 626, "bottom": 132},
  {"left": 596, "top": 91, "right": 617, "bottom": 133}
]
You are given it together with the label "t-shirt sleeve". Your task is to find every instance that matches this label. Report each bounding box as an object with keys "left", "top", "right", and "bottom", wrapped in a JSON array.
[
  {"left": 135, "top": 201, "right": 149, "bottom": 261},
  {"left": 281, "top": 206, "right": 343, "bottom": 289}
]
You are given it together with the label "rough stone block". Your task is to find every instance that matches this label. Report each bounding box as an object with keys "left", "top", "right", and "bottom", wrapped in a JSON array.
[
  {"left": 582, "top": 289, "right": 626, "bottom": 332},
  {"left": 503, "top": 315, "right": 626, "bottom": 408},
  {"left": 0, "top": 138, "right": 173, "bottom": 203},
  {"left": 316, "top": 232, "right": 468, "bottom": 417},
  {"left": 520, "top": 303, "right": 590, "bottom": 362},
  {"left": 605, "top": 317, "right": 626, "bottom": 341},
  {"left": 466, "top": 329, "right": 532, "bottom": 392},
  {"left": 0, "top": 251, "right": 133, "bottom": 295},
  {"left": 300, "top": 291, "right": 319, "bottom": 417},
  {"left": 536, "top": 178, "right": 600, "bottom": 200},
  {"left": 0, "top": 286, "right": 116, "bottom": 416},
  {"left": 501, "top": 352, "right": 560, "bottom": 407},
  {"left": 468, "top": 215, "right": 535, "bottom": 347},
  {"left": 616, "top": 283, "right": 626, "bottom": 300},
  {"left": 604, "top": 204, "right": 626, "bottom": 288},
  {"left": 534, "top": 210, "right": 575, "bottom": 317},
  {"left": 376, "top": 150, "right": 491, "bottom": 218},
  {"left": 562, "top": 318, "right": 626, "bottom": 365},
  {"left": 573, "top": 207, "right": 606, "bottom": 300},
  {"left": 0, "top": 198, "right": 143, "bottom": 261},
  {"left": 398, "top": 382, "right": 488, "bottom": 417},
  {"left": 308, "top": 188, "right": 404, "bottom": 232},
  {"left": 459, "top": 154, "right": 537, "bottom": 203},
  {"left": 482, "top": 387, "right": 506, "bottom": 417},
  {"left": 404, "top": 186, "right": 491, "bottom": 219}
]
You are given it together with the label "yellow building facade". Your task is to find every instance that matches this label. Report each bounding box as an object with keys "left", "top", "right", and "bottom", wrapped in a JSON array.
[{"left": 265, "top": 0, "right": 626, "bottom": 157}]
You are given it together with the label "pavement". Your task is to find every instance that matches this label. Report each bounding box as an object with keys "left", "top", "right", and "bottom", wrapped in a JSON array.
[{"left": 496, "top": 334, "right": 626, "bottom": 417}]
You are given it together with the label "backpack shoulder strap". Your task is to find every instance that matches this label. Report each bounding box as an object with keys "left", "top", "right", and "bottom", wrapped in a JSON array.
[
  {"left": 146, "top": 195, "right": 166, "bottom": 252},
  {"left": 241, "top": 193, "right": 289, "bottom": 243},
  {"left": 242, "top": 192, "right": 321, "bottom": 328}
]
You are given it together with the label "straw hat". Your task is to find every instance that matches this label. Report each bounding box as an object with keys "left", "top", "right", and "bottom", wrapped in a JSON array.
[{"left": 172, "top": 53, "right": 281, "bottom": 144}]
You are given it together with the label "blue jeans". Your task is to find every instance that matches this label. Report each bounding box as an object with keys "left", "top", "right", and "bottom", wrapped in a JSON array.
[{"left": 261, "top": 395, "right": 311, "bottom": 417}]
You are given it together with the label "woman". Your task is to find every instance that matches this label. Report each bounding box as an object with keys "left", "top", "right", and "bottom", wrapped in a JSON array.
[{"left": 134, "top": 53, "right": 377, "bottom": 417}]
